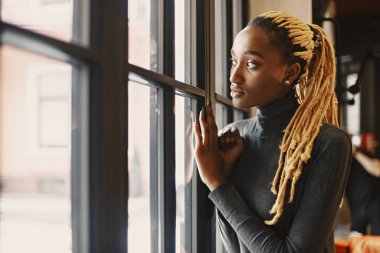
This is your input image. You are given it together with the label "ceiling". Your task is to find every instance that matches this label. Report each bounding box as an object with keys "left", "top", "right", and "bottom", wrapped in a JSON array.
[
  {"left": 313, "top": 0, "right": 380, "bottom": 57},
  {"left": 334, "top": 0, "right": 380, "bottom": 18}
]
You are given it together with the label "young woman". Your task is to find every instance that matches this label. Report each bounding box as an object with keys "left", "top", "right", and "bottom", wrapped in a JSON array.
[{"left": 194, "top": 11, "right": 352, "bottom": 252}]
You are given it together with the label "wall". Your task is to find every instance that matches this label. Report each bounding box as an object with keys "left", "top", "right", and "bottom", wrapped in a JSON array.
[{"left": 248, "top": 0, "right": 312, "bottom": 23}]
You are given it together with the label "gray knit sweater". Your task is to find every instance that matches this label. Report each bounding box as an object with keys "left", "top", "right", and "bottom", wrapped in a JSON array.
[{"left": 209, "top": 91, "right": 352, "bottom": 253}]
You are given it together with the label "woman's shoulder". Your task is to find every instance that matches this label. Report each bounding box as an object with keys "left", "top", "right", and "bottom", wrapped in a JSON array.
[{"left": 315, "top": 123, "right": 351, "bottom": 149}]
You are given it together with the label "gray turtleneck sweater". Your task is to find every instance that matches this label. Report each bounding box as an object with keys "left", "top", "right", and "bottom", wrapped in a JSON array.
[{"left": 209, "top": 91, "right": 352, "bottom": 253}]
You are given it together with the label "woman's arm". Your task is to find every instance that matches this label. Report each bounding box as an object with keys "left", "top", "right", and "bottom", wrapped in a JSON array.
[
  {"left": 209, "top": 126, "right": 352, "bottom": 253},
  {"left": 355, "top": 151, "right": 380, "bottom": 177}
]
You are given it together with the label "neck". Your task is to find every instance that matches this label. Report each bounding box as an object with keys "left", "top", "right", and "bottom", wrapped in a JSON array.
[{"left": 256, "top": 89, "right": 299, "bottom": 130}]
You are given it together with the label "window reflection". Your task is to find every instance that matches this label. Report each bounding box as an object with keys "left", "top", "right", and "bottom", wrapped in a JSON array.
[
  {"left": 215, "top": 102, "right": 228, "bottom": 253},
  {"left": 175, "top": 95, "right": 196, "bottom": 253},
  {"left": 128, "top": 81, "right": 157, "bottom": 253},
  {"left": 128, "top": 0, "right": 157, "bottom": 71},
  {"left": 0, "top": 45, "right": 72, "bottom": 253},
  {"left": 2, "top": 0, "right": 74, "bottom": 43}
]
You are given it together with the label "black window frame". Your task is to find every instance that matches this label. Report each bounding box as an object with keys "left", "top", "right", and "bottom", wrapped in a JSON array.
[{"left": 0, "top": 0, "right": 249, "bottom": 252}]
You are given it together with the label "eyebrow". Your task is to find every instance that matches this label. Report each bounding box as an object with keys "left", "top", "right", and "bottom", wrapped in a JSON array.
[{"left": 231, "top": 50, "right": 265, "bottom": 59}]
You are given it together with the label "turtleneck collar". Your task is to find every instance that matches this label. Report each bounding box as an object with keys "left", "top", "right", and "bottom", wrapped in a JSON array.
[{"left": 256, "top": 89, "right": 299, "bottom": 130}]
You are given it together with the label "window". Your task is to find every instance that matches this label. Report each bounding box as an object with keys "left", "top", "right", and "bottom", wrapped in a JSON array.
[
  {"left": 128, "top": 81, "right": 158, "bottom": 253},
  {"left": 128, "top": 0, "right": 157, "bottom": 71},
  {"left": 0, "top": 45, "right": 76, "bottom": 253},
  {"left": 346, "top": 73, "right": 360, "bottom": 135},
  {"left": 1, "top": 0, "right": 75, "bottom": 43},
  {"left": 32, "top": 67, "right": 71, "bottom": 148},
  {"left": 175, "top": 95, "right": 196, "bottom": 253},
  {"left": 1, "top": 0, "right": 248, "bottom": 252},
  {"left": 1, "top": 0, "right": 125, "bottom": 252},
  {"left": 127, "top": 1, "right": 248, "bottom": 252}
]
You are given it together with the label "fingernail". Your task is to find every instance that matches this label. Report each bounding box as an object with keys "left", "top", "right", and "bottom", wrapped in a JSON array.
[
  {"left": 201, "top": 106, "right": 207, "bottom": 120},
  {"left": 205, "top": 104, "right": 211, "bottom": 113}
]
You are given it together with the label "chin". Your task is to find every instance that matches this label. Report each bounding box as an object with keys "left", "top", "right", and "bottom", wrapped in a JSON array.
[{"left": 232, "top": 98, "right": 255, "bottom": 109}]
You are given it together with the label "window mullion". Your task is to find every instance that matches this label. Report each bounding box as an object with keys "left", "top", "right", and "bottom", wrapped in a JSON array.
[
  {"left": 88, "top": 0, "right": 128, "bottom": 252},
  {"left": 0, "top": 22, "right": 101, "bottom": 64},
  {"left": 160, "top": 87, "right": 176, "bottom": 253},
  {"left": 160, "top": 0, "right": 176, "bottom": 252},
  {"left": 194, "top": 0, "right": 215, "bottom": 253}
]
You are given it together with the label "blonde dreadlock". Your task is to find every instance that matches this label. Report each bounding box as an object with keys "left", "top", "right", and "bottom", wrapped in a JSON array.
[{"left": 251, "top": 11, "right": 339, "bottom": 225}]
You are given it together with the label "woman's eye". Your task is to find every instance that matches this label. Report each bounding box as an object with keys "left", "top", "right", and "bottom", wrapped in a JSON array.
[
  {"left": 247, "top": 61, "right": 257, "bottom": 69},
  {"left": 230, "top": 58, "right": 237, "bottom": 66}
]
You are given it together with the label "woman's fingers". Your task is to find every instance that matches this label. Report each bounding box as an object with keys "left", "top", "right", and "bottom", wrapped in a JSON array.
[
  {"left": 231, "top": 127, "right": 243, "bottom": 144},
  {"left": 199, "top": 105, "right": 219, "bottom": 148},
  {"left": 198, "top": 108, "right": 209, "bottom": 146},
  {"left": 193, "top": 122, "right": 203, "bottom": 151},
  {"left": 219, "top": 127, "right": 243, "bottom": 149},
  {"left": 205, "top": 106, "right": 218, "bottom": 144}
]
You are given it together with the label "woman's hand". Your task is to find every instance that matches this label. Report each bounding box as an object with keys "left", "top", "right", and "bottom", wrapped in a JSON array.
[{"left": 194, "top": 105, "right": 245, "bottom": 191}]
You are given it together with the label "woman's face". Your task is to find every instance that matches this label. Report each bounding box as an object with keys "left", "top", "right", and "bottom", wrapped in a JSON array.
[{"left": 230, "top": 26, "right": 292, "bottom": 108}]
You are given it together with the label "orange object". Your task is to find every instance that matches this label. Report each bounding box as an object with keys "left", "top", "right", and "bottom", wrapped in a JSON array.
[
  {"left": 349, "top": 236, "right": 380, "bottom": 253},
  {"left": 335, "top": 239, "right": 349, "bottom": 253},
  {"left": 335, "top": 236, "right": 380, "bottom": 253}
]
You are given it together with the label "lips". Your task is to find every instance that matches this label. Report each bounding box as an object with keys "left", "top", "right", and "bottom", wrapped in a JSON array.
[{"left": 230, "top": 85, "right": 245, "bottom": 98}]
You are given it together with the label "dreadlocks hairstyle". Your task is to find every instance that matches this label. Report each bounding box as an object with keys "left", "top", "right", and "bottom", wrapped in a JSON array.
[{"left": 248, "top": 11, "right": 339, "bottom": 225}]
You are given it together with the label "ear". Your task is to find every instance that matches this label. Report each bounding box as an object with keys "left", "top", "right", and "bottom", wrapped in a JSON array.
[{"left": 284, "top": 62, "right": 301, "bottom": 86}]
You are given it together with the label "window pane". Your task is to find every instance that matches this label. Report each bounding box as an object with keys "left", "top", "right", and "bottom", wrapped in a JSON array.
[
  {"left": 233, "top": 109, "right": 245, "bottom": 122},
  {"left": 214, "top": 103, "right": 228, "bottom": 253},
  {"left": 215, "top": 103, "right": 228, "bottom": 130},
  {"left": 1, "top": 0, "right": 88, "bottom": 45},
  {"left": 0, "top": 45, "right": 75, "bottom": 253},
  {"left": 128, "top": 0, "right": 158, "bottom": 71},
  {"left": 175, "top": 95, "right": 196, "bottom": 253},
  {"left": 175, "top": 0, "right": 189, "bottom": 83},
  {"left": 128, "top": 81, "right": 158, "bottom": 253},
  {"left": 215, "top": 0, "right": 228, "bottom": 96}
]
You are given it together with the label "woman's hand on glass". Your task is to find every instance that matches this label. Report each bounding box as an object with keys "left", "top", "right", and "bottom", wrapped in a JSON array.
[{"left": 193, "top": 105, "right": 244, "bottom": 191}]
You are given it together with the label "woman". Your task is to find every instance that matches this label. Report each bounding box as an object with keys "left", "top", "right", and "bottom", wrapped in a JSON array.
[
  {"left": 194, "top": 11, "right": 352, "bottom": 252},
  {"left": 346, "top": 141, "right": 380, "bottom": 235}
]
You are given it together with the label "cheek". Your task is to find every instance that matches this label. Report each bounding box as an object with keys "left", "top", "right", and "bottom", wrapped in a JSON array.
[
  {"left": 245, "top": 72, "right": 285, "bottom": 104},
  {"left": 247, "top": 71, "right": 281, "bottom": 94}
]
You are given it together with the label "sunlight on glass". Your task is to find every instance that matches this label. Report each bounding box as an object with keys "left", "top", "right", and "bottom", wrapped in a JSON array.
[
  {"left": 1, "top": 0, "right": 74, "bottom": 43},
  {"left": 128, "top": 81, "right": 155, "bottom": 253},
  {"left": 128, "top": 0, "right": 156, "bottom": 70},
  {"left": 175, "top": 0, "right": 186, "bottom": 83},
  {"left": 175, "top": 96, "right": 195, "bottom": 253},
  {"left": 0, "top": 45, "right": 72, "bottom": 253}
]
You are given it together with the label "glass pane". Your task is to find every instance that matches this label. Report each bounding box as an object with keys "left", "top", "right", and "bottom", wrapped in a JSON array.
[
  {"left": 233, "top": 109, "right": 245, "bottom": 122},
  {"left": 175, "top": 96, "right": 196, "bottom": 253},
  {"left": 214, "top": 103, "right": 228, "bottom": 253},
  {"left": 175, "top": 0, "right": 190, "bottom": 83},
  {"left": 128, "top": 81, "right": 157, "bottom": 253},
  {"left": 0, "top": 45, "right": 75, "bottom": 253},
  {"left": 215, "top": 0, "right": 228, "bottom": 96},
  {"left": 128, "top": 0, "right": 158, "bottom": 71},
  {"left": 1, "top": 0, "right": 88, "bottom": 45},
  {"left": 215, "top": 103, "right": 228, "bottom": 130}
]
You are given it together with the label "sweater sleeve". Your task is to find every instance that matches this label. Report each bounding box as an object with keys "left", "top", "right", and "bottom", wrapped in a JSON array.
[{"left": 209, "top": 127, "right": 352, "bottom": 253}]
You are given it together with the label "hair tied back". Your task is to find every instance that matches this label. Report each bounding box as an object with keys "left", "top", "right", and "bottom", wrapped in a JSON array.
[{"left": 308, "top": 24, "right": 322, "bottom": 48}]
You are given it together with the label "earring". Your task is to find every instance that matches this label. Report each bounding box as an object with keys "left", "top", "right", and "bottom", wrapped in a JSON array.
[{"left": 284, "top": 80, "right": 290, "bottom": 85}]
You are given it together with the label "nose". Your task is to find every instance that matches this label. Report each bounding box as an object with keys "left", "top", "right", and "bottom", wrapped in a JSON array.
[{"left": 229, "top": 64, "right": 244, "bottom": 84}]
